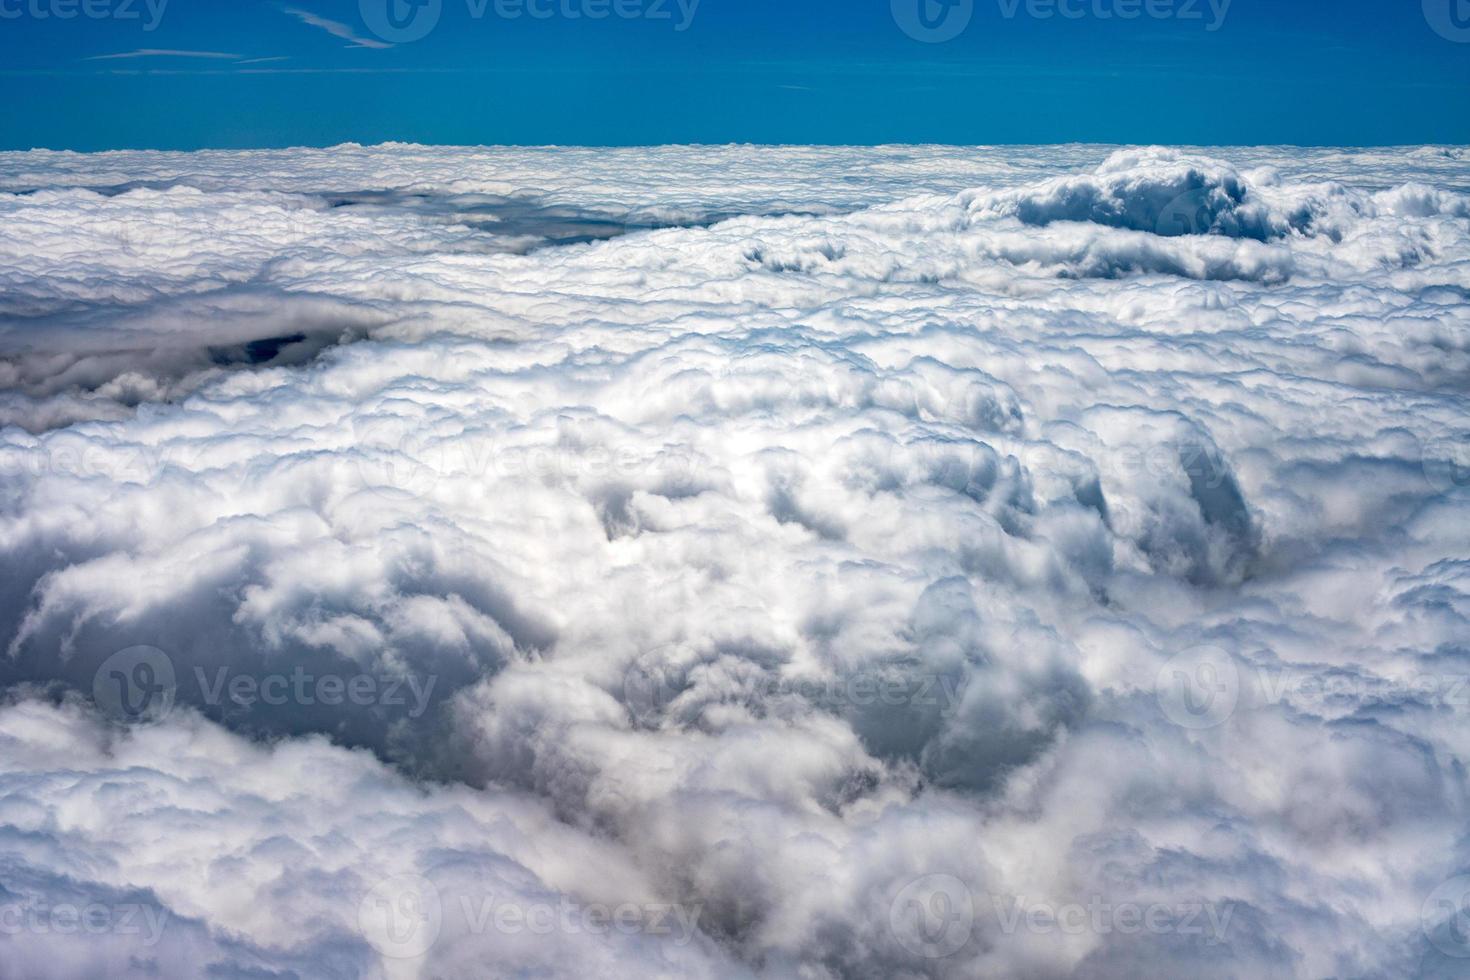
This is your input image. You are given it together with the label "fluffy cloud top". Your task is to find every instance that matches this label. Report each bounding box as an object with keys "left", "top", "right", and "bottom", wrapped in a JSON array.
[{"left": 1, "top": 145, "right": 1468, "bottom": 978}]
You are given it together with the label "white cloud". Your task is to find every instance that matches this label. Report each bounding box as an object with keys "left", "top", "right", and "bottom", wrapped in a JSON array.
[
  {"left": 0, "top": 145, "right": 1468, "bottom": 977},
  {"left": 84, "top": 49, "right": 243, "bottom": 61},
  {"left": 282, "top": 6, "right": 394, "bottom": 50}
]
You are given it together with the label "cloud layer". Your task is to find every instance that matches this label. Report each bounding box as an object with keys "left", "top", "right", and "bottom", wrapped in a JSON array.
[{"left": 1, "top": 144, "right": 1469, "bottom": 978}]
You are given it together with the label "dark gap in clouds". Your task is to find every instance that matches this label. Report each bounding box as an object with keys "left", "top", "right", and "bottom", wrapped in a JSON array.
[
  {"left": 4, "top": 180, "right": 820, "bottom": 241},
  {"left": 225, "top": 332, "right": 311, "bottom": 366},
  {"left": 319, "top": 189, "right": 821, "bottom": 252},
  {"left": 0, "top": 290, "right": 388, "bottom": 433},
  {"left": 323, "top": 189, "right": 644, "bottom": 249},
  {"left": 0, "top": 188, "right": 823, "bottom": 433},
  {"left": 4, "top": 178, "right": 834, "bottom": 247}
]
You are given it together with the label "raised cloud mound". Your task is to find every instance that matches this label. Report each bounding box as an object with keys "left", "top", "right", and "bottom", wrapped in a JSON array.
[
  {"left": 974, "top": 147, "right": 1283, "bottom": 239},
  {"left": 947, "top": 147, "right": 1470, "bottom": 281},
  {"left": 0, "top": 145, "right": 1468, "bottom": 979},
  {"left": 969, "top": 146, "right": 1470, "bottom": 238}
]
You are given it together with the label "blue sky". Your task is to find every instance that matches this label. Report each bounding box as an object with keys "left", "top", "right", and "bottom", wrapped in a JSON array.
[{"left": 0, "top": 0, "right": 1467, "bottom": 148}]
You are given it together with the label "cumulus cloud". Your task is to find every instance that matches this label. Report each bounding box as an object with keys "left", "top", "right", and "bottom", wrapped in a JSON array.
[
  {"left": 0, "top": 697, "right": 737, "bottom": 977},
  {"left": 1, "top": 145, "right": 1468, "bottom": 978}
]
